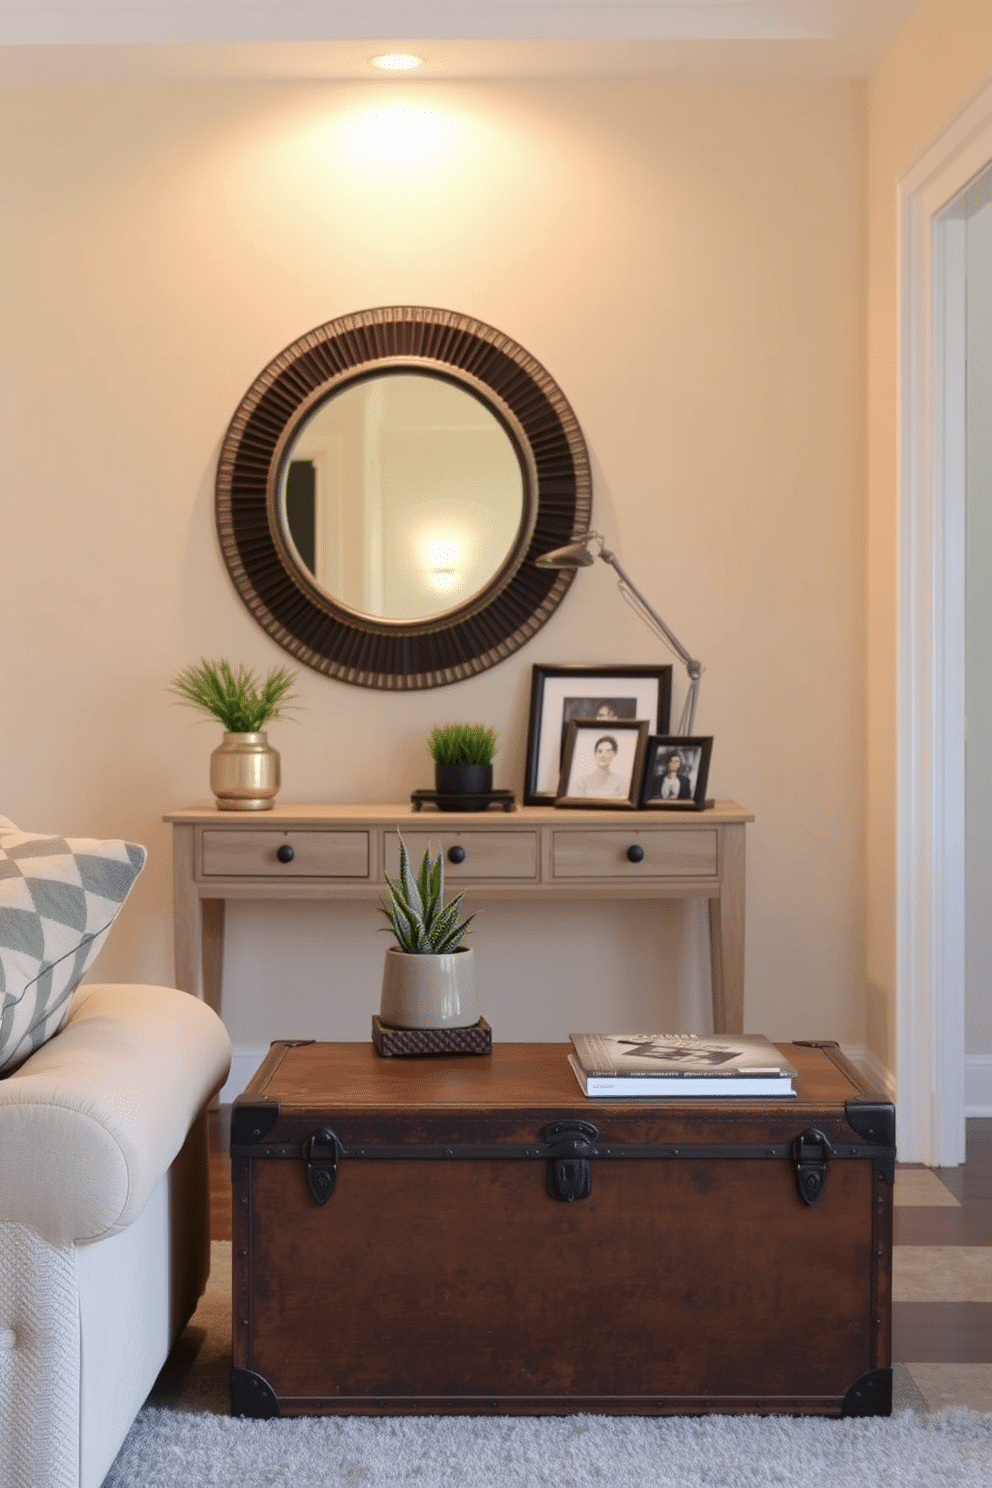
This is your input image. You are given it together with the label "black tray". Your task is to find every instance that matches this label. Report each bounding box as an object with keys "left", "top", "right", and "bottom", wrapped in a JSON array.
[{"left": 410, "top": 789, "right": 516, "bottom": 813}]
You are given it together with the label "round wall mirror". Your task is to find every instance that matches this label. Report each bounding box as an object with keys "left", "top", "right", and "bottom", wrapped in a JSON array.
[{"left": 216, "top": 307, "right": 591, "bottom": 690}]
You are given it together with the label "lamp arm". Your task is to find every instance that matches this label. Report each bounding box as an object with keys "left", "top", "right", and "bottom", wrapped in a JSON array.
[{"left": 597, "top": 545, "right": 703, "bottom": 736}]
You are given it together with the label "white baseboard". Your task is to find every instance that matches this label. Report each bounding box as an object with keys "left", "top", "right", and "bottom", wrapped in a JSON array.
[
  {"left": 839, "top": 1049, "right": 992, "bottom": 1117},
  {"left": 965, "top": 1055, "right": 992, "bottom": 1116},
  {"left": 219, "top": 1046, "right": 269, "bottom": 1104},
  {"left": 841, "top": 1043, "right": 895, "bottom": 1100}
]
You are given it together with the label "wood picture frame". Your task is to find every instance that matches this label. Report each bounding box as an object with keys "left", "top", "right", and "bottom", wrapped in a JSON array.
[
  {"left": 523, "top": 664, "right": 672, "bottom": 805},
  {"left": 639, "top": 735, "right": 713, "bottom": 811},
  {"left": 554, "top": 719, "right": 650, "bottom": 810}
]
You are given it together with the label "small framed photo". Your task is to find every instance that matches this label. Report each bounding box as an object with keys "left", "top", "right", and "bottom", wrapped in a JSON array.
[
  {"left": 639, "top": 736, "right": 713, "bottom": 811},
  {"left": 555, "top": 720, "right": 650, "bottom": 809},
  {"left": 524, "top": 665, "right": 672, "bottom": 805}
]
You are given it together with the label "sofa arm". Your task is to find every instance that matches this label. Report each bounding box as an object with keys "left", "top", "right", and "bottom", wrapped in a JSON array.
[{"left": 0, "top": 984, "right": 231, "bottom": 1246}]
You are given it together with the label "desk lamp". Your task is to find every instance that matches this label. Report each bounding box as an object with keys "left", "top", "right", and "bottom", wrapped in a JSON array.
[{"left": 534, "top": 531, "right": 703, "bottom": 735}]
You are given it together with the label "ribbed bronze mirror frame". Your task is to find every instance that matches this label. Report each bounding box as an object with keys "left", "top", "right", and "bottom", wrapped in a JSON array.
[{"left": 216, "top": 306, "right": 591, "bottom": 690}]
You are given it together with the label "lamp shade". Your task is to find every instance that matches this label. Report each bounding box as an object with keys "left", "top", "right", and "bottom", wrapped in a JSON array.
[{"left": 533, "top": 537, "right": 597, "bottom": 569}]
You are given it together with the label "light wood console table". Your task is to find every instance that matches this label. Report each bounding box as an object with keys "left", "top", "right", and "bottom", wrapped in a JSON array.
[{"left": 165, "top": 800, "right": 754, "bottom": 1034}]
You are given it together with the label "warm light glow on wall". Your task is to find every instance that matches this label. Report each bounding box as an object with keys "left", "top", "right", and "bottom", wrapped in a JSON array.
[{"left": 342, "top": 105, "right": 452, "bottom": 165}]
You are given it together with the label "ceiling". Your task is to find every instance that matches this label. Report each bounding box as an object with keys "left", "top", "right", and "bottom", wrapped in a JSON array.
[{"left": 0, "top": 1, "right": 926, "bottom": 84}]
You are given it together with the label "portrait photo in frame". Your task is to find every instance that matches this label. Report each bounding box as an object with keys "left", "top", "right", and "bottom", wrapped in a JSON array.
[
  {"left": 524, "top": 665, "right": 672, "bottom": 805},
  {"left": 555, "top": 719, "right": 650, "bottom": 809},
  {"left": 639, "top": 735, "right": 713, "bottom": 811}
]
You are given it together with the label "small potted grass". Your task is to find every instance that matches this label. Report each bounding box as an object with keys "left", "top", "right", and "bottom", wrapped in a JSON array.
[
  {"left": 427, "top": 723, "right": 498, "bottom": 811},
  {"left": 169, "top": 658, "right": 298, "bottom": 811}
]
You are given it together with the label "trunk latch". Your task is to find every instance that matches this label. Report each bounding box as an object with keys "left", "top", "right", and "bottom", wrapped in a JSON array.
[
  {"left": 542, "top": 1120, "right": 599, "bottom": 1202},
  {"left": 792, "top": 1127, "right": 834, "bottom": 1206},
  {"left": 303, "top": 1128, "right": 341, "bottom": 1204}
]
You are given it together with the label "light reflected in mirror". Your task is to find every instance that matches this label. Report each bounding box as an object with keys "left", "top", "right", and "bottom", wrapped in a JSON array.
[{"left": 279, "top": 372, "right": 526, "bottom": 624}]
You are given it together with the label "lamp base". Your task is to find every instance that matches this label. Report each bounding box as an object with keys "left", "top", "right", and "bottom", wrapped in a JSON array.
[{"left": 645, "top": 798, "right": 715, "bottom": 813}]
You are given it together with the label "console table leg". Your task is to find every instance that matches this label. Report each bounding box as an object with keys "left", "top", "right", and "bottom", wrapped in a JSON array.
[
  {"left": 172, "top": 823, "right": 224, "bottom": 1014},
  {"left": 172, "top": 823, "right": 201, "bottom": 997},
  {"left": 201, "top": 898, "right": 225, "bottom": 1019},
  {"left": 709, "top": 823, "right": 746, "bottom": 1034}
]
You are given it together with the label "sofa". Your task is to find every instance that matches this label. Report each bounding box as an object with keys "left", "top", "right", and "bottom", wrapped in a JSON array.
[{"left": 0, "top": 978, "right": 231, "bottom": 1488}]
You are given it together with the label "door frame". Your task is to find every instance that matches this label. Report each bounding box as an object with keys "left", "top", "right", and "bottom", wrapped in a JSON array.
[{"left": 897, "top": 75, "right": 992, "bottom": 1165}]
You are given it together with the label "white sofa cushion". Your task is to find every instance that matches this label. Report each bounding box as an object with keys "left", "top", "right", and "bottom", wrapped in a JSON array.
[
  {"left": 0, "top": 818, "right": 146, "bottom": 1074},
  {"left": 0, "top": 982, "right": 231, "bottom": 1246}
]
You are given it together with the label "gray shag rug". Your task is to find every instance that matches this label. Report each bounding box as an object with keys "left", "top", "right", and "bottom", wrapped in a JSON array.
[
  {"left": 102, "top": 1244, "right": 992, "bottom": 1488},
  {"left": 105, "top": 1407, "right": 992, "bottom": 1488}
]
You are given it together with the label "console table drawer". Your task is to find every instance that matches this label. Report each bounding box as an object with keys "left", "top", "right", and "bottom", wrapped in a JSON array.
[
  {"left": 384, "top": 830, "right": 538, "bottom": 880},
  {"left": 551, "top": 828, "right": 718, "bottom": 879},
  {"left": 201, "top": 830, "right": 370, "bottom": 879}
]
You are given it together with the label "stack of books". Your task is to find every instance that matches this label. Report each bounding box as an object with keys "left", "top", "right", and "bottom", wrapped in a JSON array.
[{"left": 567, "top": 1032, "right": 798, "bottom": 1098}]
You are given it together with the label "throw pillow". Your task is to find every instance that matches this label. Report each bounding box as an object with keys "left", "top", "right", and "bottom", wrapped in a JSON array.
[{"left": 0, "top": 821, "right": 147, "bottom": 1075}]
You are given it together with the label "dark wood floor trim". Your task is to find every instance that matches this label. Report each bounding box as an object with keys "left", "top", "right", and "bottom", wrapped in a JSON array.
[
  {"left": 894, "top": 1208, "right": 992, "bottom": 1245},
  {"left": 893, "top": 1303, "right": 992, "bottom": 1363}
]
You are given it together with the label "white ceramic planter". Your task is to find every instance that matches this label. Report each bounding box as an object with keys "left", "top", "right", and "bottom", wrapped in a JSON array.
[{"left": 379, "top": 945, "right": 480, "bottom": 1030}]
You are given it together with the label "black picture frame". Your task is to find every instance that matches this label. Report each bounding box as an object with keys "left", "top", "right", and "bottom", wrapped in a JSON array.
[
  {"left": 523, "top": 664, "right": 673, "bottom": 806},
  {"left": 639, "top": 736, "right": 713, "bottom": 811},
  {"left": 555, "top": 720, "right": 650, "bottom": 809}
]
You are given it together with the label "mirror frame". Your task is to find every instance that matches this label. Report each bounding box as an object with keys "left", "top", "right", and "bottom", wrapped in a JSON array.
[{"left": 216, "top": 306, "right": 591, "bottom": 690}]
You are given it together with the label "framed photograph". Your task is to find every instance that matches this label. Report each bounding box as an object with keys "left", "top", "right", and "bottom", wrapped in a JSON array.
[
  {"left": 524, "top": 665, "right": 673, "bottom": 805},
  {"left": 554, "top": 720, "right": 650, "bottom": 809},
  {"left": 639, "top": 736, "right": 713, "bottom": 811}
]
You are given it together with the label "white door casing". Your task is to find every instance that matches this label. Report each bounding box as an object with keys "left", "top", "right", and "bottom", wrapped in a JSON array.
[{"left": 897, "top": 74, "right": 992, "bottom": 1166}]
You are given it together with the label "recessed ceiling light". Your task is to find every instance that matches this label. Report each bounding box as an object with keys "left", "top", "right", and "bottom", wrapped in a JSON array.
[{"left": 370, "top": 53, "right": 424, "bottom": 72}]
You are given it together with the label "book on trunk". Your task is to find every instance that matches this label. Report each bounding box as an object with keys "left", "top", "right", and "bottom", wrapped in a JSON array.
[{"left": 568, "top": 1032, "right": 798, "bottom": 1098}]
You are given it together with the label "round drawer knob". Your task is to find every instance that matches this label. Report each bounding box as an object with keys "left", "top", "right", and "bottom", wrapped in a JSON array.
[
  {"left": 447, "top": 845, "right": 466, "bottom": 864},
  {"left": 276, "top": 844, "right": 295, "bottom": 864},
  {"left": 626, "top": 844, "right": 645, "bottom": 864}
]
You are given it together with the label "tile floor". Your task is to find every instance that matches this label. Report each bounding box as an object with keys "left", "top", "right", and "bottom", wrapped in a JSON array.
[{"left": 893, "top": 1118, "right": 992, "bottom": 1412}]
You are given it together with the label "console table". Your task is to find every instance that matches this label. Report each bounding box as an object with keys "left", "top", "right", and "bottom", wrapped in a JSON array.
[{"left": 165, "top": 800, "right": 753, "bottom": 1033}]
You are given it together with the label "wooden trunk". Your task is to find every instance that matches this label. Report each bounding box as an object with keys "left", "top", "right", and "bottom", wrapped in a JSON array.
[{"left": 231, "top": 1040, "right": 893, "bottom": 1418}]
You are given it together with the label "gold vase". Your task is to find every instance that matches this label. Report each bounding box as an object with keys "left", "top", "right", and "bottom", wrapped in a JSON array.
[{"left": 209, "top": 731, "right": 280, "bottom": 811}]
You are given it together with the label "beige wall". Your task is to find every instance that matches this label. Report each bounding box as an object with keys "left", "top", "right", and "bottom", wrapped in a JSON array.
[
  {"left": 0, "top": 76, "right": 867, "bottom": 1057},
  {"left": 866, "top": 2, "right": 992, "bottom": 1073}
]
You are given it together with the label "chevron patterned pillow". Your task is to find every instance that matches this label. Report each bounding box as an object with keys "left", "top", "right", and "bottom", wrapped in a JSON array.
[{"left": 0, "top": 819, "right": 147, "bottom": 1075}]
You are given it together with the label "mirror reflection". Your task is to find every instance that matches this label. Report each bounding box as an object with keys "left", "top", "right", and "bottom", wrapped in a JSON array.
[{"left": 278, "top": 372, "right": 526, "bottom": 623}]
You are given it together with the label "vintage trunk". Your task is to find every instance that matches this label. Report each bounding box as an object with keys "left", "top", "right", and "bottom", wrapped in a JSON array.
[{"left": 230, "top": 1040, "right": 893, "bottom": 1418}]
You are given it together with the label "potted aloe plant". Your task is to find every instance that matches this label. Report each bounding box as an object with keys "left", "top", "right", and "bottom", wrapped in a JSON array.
[
  {"left": 169, "top": 658, "right": 298, "bottom": 811},
  {"left": 427, "top": 723, "right": 498, "bottom": 811},
  {"left": 378, "top": 835, "right": 480, "bottom": 1029}
]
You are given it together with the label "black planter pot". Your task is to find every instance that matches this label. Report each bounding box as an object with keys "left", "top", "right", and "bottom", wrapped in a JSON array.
[{"left": 434, "top": 763, "right": 493, "bottom": 811}]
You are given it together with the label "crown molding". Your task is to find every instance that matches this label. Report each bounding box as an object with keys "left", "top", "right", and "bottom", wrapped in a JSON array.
[{"left": 0, "top": 2, "right": 922, "bottom": 68}]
